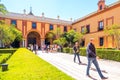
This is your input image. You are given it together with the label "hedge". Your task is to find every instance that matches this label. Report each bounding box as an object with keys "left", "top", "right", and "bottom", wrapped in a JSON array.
[
  {"left": 0, "top": 48, "right": 74, "bottom": 80},
  {"left": 63, "top": 48, "right": 120, "bottom": 62},
  {"left": 0, "top": 49, "right": 17, "bottom": 54},
  {"left": 0, "top": 53, "right": 12, "bottom": 64}
]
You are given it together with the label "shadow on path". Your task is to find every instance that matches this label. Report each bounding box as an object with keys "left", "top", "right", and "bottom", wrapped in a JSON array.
[{"left": 76, "top": 62, "right": 108, "bottom": 74}]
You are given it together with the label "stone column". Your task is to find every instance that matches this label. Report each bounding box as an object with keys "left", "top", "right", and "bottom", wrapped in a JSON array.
[
  {"left": 0, "top": 40, "right": 2, "bottom": 47},
  {"left": 22, "top": 39, "right": 25, "bottom": 47},
  {"left": 22, "top": 39, "right": 27, "bottom": 47}
]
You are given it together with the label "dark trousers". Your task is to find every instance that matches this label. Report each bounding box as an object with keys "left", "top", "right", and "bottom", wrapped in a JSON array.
[{"left": 74, "top": 53, "right": 81, "bottom": 63}]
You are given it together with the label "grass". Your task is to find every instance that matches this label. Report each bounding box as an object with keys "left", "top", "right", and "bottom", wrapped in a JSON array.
[
  {"left": 0, "top": 48, "right": 74, "bottom": 80},
  {"left": 0, "top": 53, "right": 12, "bottom": 64}
]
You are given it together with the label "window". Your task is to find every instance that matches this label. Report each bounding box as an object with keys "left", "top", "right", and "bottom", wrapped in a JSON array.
[
  {"left": 64, "top": 26, "right": 67, "bottom": 32},
  {"left": 49, "top": 24, "right": 53, "bottom": 30},
  {"left": 100, "top": 5, "right": 103, "bottom": 10},
  {"left": 86, "top": 25, "right": 90, "bottom": 33},
  {"left": 81, "top": 26, "right": 84, "bottom": 33},
  {"left": 32, "top": 22, "right": 36, "bottom": 29},
  {"left": 11, "top": 20, "right": 17, "bottom": 26},
  {"left": 99, "top": 37, "right": 104, "bottom": 46},
  {"left": 98, "top": 21, "right": 104, "bottom": 31},
  {"left": 81, "top": 39, "right": 85, "bottom": 47}
]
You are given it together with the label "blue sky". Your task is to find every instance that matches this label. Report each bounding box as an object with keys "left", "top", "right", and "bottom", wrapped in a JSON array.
[{"left": 1, "top": 0, "right": 118, "bottom": 21}]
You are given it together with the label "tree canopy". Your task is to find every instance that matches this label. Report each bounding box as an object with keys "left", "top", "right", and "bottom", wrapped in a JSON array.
[
  {"left": 0, "top": 21, "right": 22, "bottom": 47},
  {"left": 0, "top": 3, "right": 8, "bottom": 14},
  {"left": 104, "top": 24, "right": 120, "bottom": 49},
  {"left": 53, "top": 29, "right": 84, "bottom": 47}
]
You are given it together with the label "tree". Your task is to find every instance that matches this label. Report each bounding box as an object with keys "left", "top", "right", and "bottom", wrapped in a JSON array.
[
  {"left": 0, "top": 22, "right": 22, "bottom": 47},
  {"left": 10, "top": 26, "right": 22, "bottom": 41},
  {"left": 62, "top": 30, "right": 83, "bottom": 47},
  {"left": 0, "top": 3, "right": 8, "bottom": 14},
  {"left": 53, "top": 37, "right": 67, "bottom": 46},
  {"left": 104, "top": 24, "right": 120, "bottom": 49},
  {"left": 50, "top": 27, "right": 63, "bottom": 39}
]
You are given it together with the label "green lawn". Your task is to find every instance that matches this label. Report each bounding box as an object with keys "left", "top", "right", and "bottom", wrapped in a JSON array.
[{"left": 0, "top": 48, "right": 74, "bottom": 80}]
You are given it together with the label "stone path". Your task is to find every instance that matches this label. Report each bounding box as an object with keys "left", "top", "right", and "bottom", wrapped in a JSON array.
[{"left": 37, "top": 51, "right": 120, "bottom": 80}]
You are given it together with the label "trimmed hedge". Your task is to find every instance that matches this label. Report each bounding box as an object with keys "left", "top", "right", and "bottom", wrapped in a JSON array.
[
  {"left": 0, "top": 49, "right": 17, "bottom": 54},
  {"left": 63, "top": 48, "right": 120, "bottom": 62},
  {"left": 0, "top": 53, "right": 12, "bottom": 64}
]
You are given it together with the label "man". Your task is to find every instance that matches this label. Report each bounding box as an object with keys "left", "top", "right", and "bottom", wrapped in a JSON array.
[
  {"left": 73, "top": 42, "right": 82, "bottom": 64},
  {"left": 86, "top": 38, "right": 108, "bottom": 79}
]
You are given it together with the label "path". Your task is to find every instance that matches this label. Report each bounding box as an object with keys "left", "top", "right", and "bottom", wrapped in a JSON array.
[{"left": 37, "top": 51, "right": 120, "bottom": 80}]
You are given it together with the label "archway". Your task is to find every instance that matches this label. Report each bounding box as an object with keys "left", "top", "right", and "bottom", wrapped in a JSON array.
[
  {"left": 45, "top": 32, "right": 56, "bottom": 45},
  {"left": 27, "top": 31, "right": 41, "bottom": 48}
]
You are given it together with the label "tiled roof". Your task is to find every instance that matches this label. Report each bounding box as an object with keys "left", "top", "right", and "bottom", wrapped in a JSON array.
[
  {"left": 73, "top": 1, "right": 120, "bottom": 24},
  {"left": 0, "top": 12, "right": 72, "bottom": 26}
]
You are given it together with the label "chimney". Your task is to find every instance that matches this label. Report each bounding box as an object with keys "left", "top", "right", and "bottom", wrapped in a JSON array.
[
  {"left": 70, "top": 18, "right": 72, "bottom": 21},
  {"left": 42, "top": 12, "right": 44, "bottom": 17},
  {"left": 23, "top": 9, "right": 26, "bottom": 14},
  {"left": 57, "top": 15, "right": 60, "bottom": 19}
]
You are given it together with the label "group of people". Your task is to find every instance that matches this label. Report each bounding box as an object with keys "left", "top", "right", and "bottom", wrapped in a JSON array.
[
  {"left": 29, "top": 44, "right": 38, "bottom": 54},
  {"left": 41, "top": 44, "right": 62, "bottom": 53},
  {"left": 73, "top": 38, "right": 108, "bottom": 79}
]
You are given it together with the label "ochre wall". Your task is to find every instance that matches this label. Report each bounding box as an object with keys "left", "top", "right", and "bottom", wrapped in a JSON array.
[
  {"left": 72, "top": 4, "right": 120, "bottom": 48},
  {"left": 2, "top": 17, "right": 70, "bottom": 47}
]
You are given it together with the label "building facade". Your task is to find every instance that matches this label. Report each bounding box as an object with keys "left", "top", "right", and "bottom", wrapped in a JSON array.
[
  {"left": 0, "top": 0, "right": 120, "bottom": 48},
  {"left": 0, "top": 12, "right": 72, "bottom": 48},
  {"left": 72, "top": 0, "right": 120, "bottom": 48}
]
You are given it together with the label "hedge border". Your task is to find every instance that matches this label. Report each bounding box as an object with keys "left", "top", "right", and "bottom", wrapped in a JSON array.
[
  {"left": 0, "top": 49, "right": 17, "bottom": 54},
  {"left": 63, "top": 48, "right": 120, "bottom": 62}
]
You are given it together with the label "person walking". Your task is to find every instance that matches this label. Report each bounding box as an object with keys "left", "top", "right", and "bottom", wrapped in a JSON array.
[
  {"left": 33, "top": 44, "right": 37, "bottom": 55},
  {"left": 86, "top": 38, "right": 108, "bottom": 79},
  {"left": 73, "top": 42, "right": 82, "bottom": 64},
  {"left": 30, "top": 44, "right": 33, "bottom": 52}
]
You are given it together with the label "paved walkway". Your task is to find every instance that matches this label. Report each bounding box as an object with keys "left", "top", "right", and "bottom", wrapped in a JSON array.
[{"left": 37, "top": 51, "right": 120, "bottom": 80}]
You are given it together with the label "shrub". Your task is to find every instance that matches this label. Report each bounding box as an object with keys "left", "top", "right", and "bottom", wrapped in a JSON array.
[
  {"left": 63, "top": 48, "right": 120, "bottom": 62},
  {"left": 0, "top": 48, "right": 74, "bottom": 80},
  {"left": 63, "top": 47, "right": 70, "bottom": 53},
  {"left": 0, "top": 53, "right": 12, "bottom": 64},
  {"left": 0, "top": 49, "right": 17, "bottom": 54}
]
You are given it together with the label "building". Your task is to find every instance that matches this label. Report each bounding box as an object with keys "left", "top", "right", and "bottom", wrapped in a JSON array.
[
  {"left": 0, "top": 10, "right": 72, "bottom": 48},
  {"left": 0, "top": 0, "right": 120, "bottom": 48},
  {"left": 72, "top": 0, "right": 120, "bottom": 48}
]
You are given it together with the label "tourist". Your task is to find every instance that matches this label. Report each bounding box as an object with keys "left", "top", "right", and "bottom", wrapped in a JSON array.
[
  {"left": 30, "top": 44, "right": 33, "bottom": 52},
  {"left": 73, "top": 41, "right": 82, "bottom": 64},
  {"left": 86, "top": 38, "right": 108, "bottom": 79},
  {"left": 35, "top": 44, "right": 38, "bottom": 54},
  {"left": 33, "top": 44, "right": 37, "bottom": 54}
]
